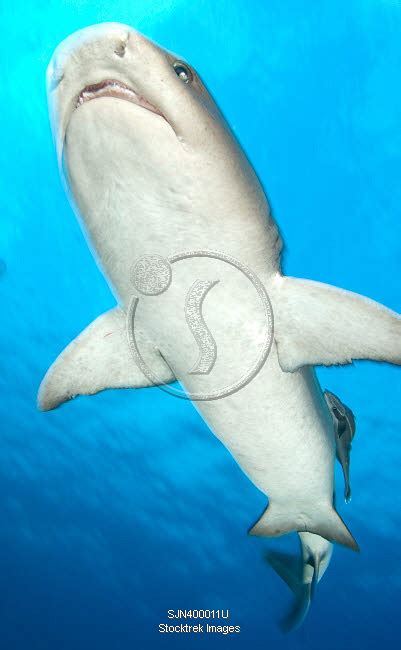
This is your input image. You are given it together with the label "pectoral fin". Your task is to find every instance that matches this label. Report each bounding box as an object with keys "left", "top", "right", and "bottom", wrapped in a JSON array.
[
  {"left": 274, "top": 275, "right": 401, "bottom": 372},
  {"left": 38, "top": 307, "right": 175, "bottom": 411}
]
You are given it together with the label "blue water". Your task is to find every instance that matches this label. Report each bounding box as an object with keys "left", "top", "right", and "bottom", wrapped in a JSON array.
[{"left": 1, "top": 1, "right": 401, "bottom": 648}]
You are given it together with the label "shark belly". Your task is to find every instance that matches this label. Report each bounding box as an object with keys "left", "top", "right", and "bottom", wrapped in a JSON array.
[
  {"left": 177, "top": 350, "right": 335, "bottom": 507},
  {"left": 132, "top": 269, "right": 336, "bottom": 511}
]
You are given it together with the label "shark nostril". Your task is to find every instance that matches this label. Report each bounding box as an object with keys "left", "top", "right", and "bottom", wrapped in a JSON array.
[
  {"left": 114, "top": 32, "right": 129, "bottom": 58},
  {"left": 114, "top": 43, "right": 126, "bottom": 58}
]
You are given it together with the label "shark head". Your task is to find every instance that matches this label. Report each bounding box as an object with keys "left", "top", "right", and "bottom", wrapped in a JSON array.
[
  {"left": 47, "top": 23, "right": 278, "bottom": 295},
  {"left": 46, "top": 23, "right": 278, "bottom": 301},
  {"left": 47, "top": 23, "right": 229, "bottom": 159}
]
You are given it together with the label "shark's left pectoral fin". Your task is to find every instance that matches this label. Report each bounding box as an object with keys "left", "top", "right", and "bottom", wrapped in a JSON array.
[
  {"left": 38, "top": 307, "right": 175, "bottom": 411},
  {"left": 274, "top": 276, "right": 401, "bottom": 372}
]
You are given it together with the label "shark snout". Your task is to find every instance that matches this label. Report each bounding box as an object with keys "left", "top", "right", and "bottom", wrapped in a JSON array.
[
  {"left": 48, "top": 21, "right": 213, "bottom": 163},
  {"left": 47, "top": 23, "right": 134, "bottom": 88},
  {"left": 47, "top": 23, "right": 150, "bottom": 163}
]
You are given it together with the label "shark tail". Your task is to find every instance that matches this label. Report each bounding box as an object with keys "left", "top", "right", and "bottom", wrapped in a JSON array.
[
  {"left": 266, "top": 543, "right": 324, "bottom": 633},
  {"left": 265, "top": 549, "right": 313, "bottom": 632},
  {"left": 249, "top": 503, "right": 359, "bottom": 552}
]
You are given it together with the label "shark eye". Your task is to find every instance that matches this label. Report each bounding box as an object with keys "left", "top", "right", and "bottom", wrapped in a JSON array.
[{"left": 173, "top": 61, "right": 193, "bottom": 84}]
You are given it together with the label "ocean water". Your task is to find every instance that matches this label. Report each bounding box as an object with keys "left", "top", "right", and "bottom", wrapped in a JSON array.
[{"left": 1, "top": 1, "right": 401, "bottom": 648}]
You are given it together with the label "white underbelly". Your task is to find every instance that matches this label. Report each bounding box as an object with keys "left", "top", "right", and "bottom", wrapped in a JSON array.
[
  {"left": 192, "top": 349, "right": 335, "bottom": 505},
  {"left": 130, "top": 258, "right": 336, "bottom": 508}
]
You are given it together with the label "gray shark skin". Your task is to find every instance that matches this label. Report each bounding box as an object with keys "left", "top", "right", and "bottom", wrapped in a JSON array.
[{"left": 38, "top": 23, "right": 401, "bottom": 629}]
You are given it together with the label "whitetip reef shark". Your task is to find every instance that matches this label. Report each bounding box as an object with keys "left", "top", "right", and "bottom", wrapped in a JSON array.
[{"left": 39, "top": 23, "right": 401, "bottom": 629}]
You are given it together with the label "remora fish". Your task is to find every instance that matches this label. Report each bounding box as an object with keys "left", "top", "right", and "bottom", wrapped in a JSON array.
[
  {"left": 267, "top": 392, "right": 356, "bottom": 631},
  {"left": 325, "top": 389, "right": 356, "bottom": 503},
  {"left": 40, "top": 24, "right": 401, "bottom": 557}
]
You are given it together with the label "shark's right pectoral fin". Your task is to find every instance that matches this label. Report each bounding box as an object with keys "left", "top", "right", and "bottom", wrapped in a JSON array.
[
  {"left": 249, "top": 502, "right": 359, "bottom": 551},
  {"left": 38, "top": 307, "right": 175, "bottom": 411},
  {"left": 274, "top": 276, "right": 401, "bottom": 372}
]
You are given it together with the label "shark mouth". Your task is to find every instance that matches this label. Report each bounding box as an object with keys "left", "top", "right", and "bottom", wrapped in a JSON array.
[{"left": 76, "top": 79, "right": 164, "bottom": 119}]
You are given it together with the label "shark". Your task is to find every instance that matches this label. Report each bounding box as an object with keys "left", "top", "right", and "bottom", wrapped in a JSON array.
[{"left": 39, "top": 22, "right": 401, "bottom": 625}]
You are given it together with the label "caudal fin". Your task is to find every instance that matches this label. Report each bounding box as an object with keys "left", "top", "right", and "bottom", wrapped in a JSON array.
[
  {"left": 249, "top": 503, "right": 359, "bottom": 552},
  {"left": 266, "top": 550, "right": 313, "bottom": 632}
]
